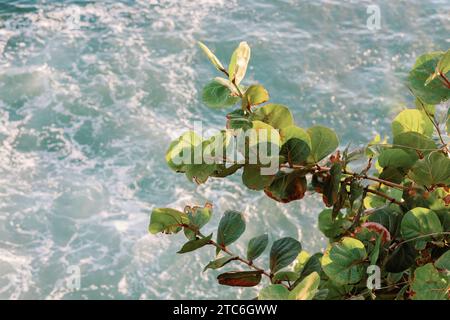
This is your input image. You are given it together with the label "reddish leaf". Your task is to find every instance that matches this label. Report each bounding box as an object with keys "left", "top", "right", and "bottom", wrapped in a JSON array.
[{"left": 217, "top": 271, "right": 263, "bottom": 287}]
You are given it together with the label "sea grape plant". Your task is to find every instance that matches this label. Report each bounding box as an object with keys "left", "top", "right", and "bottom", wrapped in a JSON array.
[{"left": 149, "top": 42, "right": 450, "bottom": 300}]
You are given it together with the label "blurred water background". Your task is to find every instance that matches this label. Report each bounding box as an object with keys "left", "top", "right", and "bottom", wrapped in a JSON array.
[{"left": 0, "top": 0, "right": 449, "bottom": 299}]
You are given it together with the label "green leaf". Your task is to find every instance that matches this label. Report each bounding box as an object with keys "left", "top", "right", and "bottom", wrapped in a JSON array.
[
  {"left": 270, "top": 237, "right": 302, "bottom": 273},
  {"left": 166, "top": 131, "right": 202, "bottom": 172},
  {"left": 370, "top": 234, "right": 382, "bottom": 265},
  {"left": 437, "top": 49, "right": 450, "bottom": 75},
  {"left": 288, "top": 272, "right": 320, "bottom": 300},
  {"left": 409, "top": 151, "right": 450, "bottom": 186},
  {"left": 178, "top": 233, "right": 212, "bottom": 254},
  {"left": 202, "top": 79, "right": 240, "bottom": 108},
  {"left": 408, "top": 51, "right": 450, "bottom": 105},
  {"left": 198, "top": 41, "right": 225, "bottom": 72},
  {"left": 264, "top": 171, "right": 307, "bottom": 203},
  {"left": 378, "top": 148, "right": 415, "bottom": 169},
  {"left": 279, "top": 126, "right": 311, "bottom": 165},
  {"left": 318, "top": 209, "right": 345, "bottom": 239},
  {"left": 216, "top": 210, "right": 246, "bottom": 249},
  {"left": 435, "top": 250, "right": 450, "bottom": 271},
  {"left": 368, "top": 205, "right": 403, "bottom": 237},
  {"left": 415, "top": 98, "right": 436, "bottom": 116},
  {"left": 385, "top": 242, "right": 417, "bottom": 273},
  {"left": 250, "top": 104, "right": 294, "bottom": 129},
  {"left": 298, "top": 253, "right": 322, "bottom": 280},
  {"left": 228, "top": 41, "right": 251, "bottom": 85},
  {"left": 242, "top": 165, "right": 275, "bottom": 191},
  {"left": 217, "top": 270, "right": 262, "bottom": 287},
  {"left": 184, "top": 204, "right": 213, "bottom": 240},
  {"left": 149, "top": 208, "right": 189, "bottom": 234},
  {"left": 246, "top": 121, "right": 281, "bottom": 163},
  {"left": 247, "top": 234, "right": 269, "bottom": 261},
  {"left": 203, "top": 256, "right": 238, "bottom": 271},
  {"left": 294, "top": 251, "right": 311, "bottom": 273},
  {"left": 226, "top": 109, "right": 252, "bottom": 130},
  {"left": 392, "top": 109, "right": 434, "bottom": 138},
  {"left": 400, "top": 207, "right": 443, "bottom": 250},
  {"left": 258, "top": 284, "right": 289, "bottom": 300},
  {"left": 411, "top": 263, "right": 449, "bottom": 300},
  {"left": 307, "top": 126, "right": 339, "bottom": 163},
  {"left": 322, "top": 237, "right": 367, "bottom": 285},
  {"left": 393, "top": 131, "right": 437, "bottom": 158},
  {"left": 185, "top": 163, "right": 218, "bottom": 184},
  {"left": 272, "top": 271, "right": 299, "bottom": 282},
  {"left": 322, "top": 163, "right": 342, "bottom": 207},
  {"left": 242, "top": 84, "right": 269, "bottom": 110}
]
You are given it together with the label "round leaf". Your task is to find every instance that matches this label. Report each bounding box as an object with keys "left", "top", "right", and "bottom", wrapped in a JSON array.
[
  {"left": 149, "top": 208, "right": 189, "bottom": 234},
  {"left": 279, "top": 126, "right": 311, "bottom": 165},
  {"left": 408, "top": 51, "right": 450, "bottom": 105},
  {"left": 264, "top": 171, "right": 307, "bottom": 203},
  {"left": 307, "top": 126, "right": 339, "bottom": 163},
  {"left": 242, "top": 84, "right": 269, "bottom": 109},
  {"left": 409, "top": 151, "right": 450, "bottom": 186},
  {"left": 258, "top": 284, "right": 289, "bottom": 300},
  {"left": 392, "top": 109, "right": 434, "bottom": 138},
  {"left": 202, "top": 80, "right": 240, "bottom": 108},
  {"left": 322, "top": 237, "right": 367, "bottom": 285},
  {"left": 270, "top": 237, "right": 302, "bottom": 273},
  {"left": 411, "top": 263, "right": 449, "bottom": 300},
  {"left": 250, "top": 104, "right": 294, "bottom": 129},
  {"left": 400, "top": 207, "right": 443, "bottom": 247}
]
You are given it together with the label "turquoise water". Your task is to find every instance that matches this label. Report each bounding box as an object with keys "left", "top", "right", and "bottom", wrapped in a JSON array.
[{"left": 0, "top": 0, "right": 448, "bottom": 299}]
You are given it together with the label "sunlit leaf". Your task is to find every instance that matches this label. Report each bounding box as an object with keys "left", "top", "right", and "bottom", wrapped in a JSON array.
[
  {"left": 322, "top": 237, "right": 367, "bottom": 285},
  {"left": 307, "top": 126, "right": 339, "bottom": 163},
  {"left": 228, "top": 41, "right": 251, "bottom": 85},
  {"left": 250, "top": 103, "right": 294, "bottom": 129},
  {"left": 408, "top": 51, "right": 450, "bottom": 104},
  {"left": 288, "top": 272, "right": 320, "bottom": 300},
  {"left": 258, "top": 284, "right": 289, "bottom": 300},
  {"left": 149, "top": 208, "right": 189, "bottom": 234},
  {"left": 242, "top": 84, "right": 269, "bottom": 110},
  {"left": 198, "top": 41, "right": 225, "bottom": 72},
  {"left": 392, "top": 109, "right": 434, "bottom": 138},
  {"left": 166, "top": 131, "right": 202, "bottom": 172},
  {"left": 411, "top": 263, "right": 449, "bottom": 300}
]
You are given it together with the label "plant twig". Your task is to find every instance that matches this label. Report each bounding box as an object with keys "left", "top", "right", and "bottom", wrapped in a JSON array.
[
  {"left": 366, "top": 188, "right": 403, "bottom": 206},
  {"left": 182, "top": 224, "right": 279, "bottom": 286}
]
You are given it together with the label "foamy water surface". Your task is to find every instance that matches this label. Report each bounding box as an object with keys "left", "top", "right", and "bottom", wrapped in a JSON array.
[{"left": 0, "top": 0, "right": 449, "bottom": 299}]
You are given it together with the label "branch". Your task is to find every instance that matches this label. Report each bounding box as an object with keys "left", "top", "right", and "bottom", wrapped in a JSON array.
[
  {"left": 366, "top": 188, "right": 403, "bottom": 206},
  {"left": 182, "top": 224, "right": 280, "bottom": 286}
]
